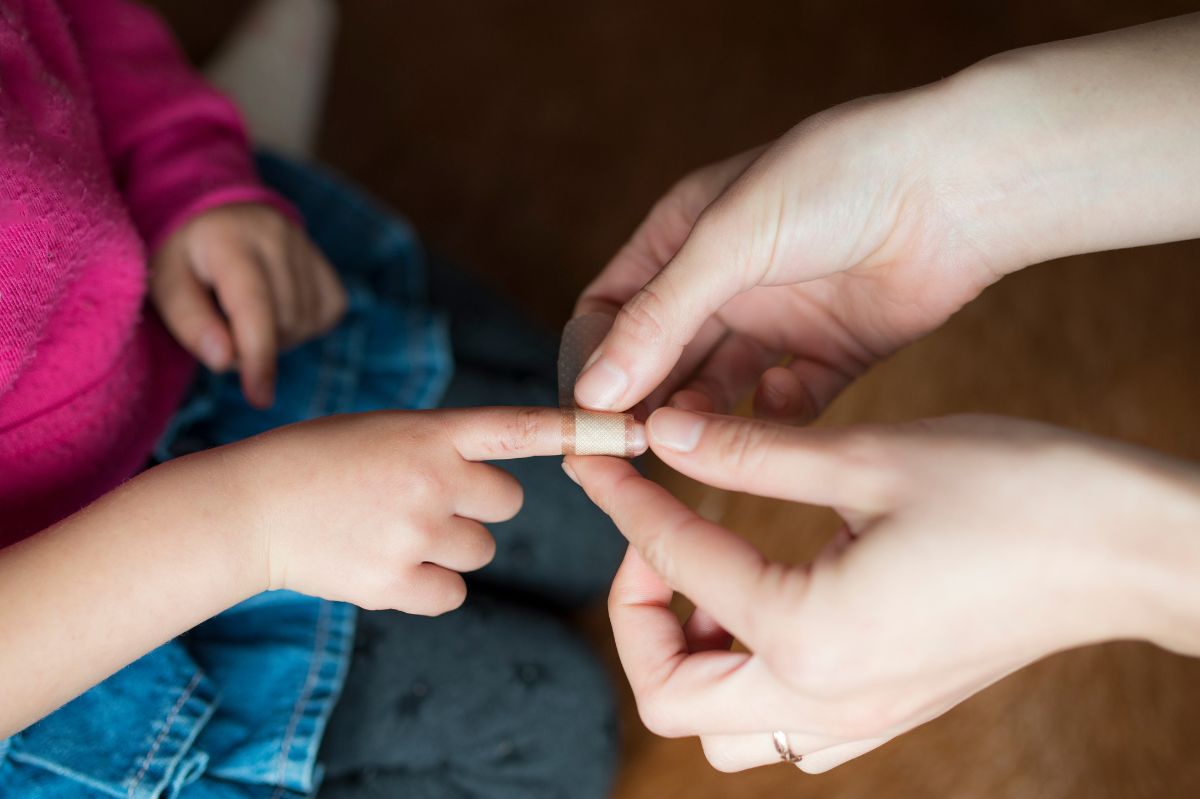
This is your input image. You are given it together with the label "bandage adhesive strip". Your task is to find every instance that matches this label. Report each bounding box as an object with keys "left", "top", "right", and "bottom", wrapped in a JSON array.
[{"left": 558, "top": 314, "right": 645, "bottom": 457}]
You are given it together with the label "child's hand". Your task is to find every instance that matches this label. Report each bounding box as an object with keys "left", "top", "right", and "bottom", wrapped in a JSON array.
[
  {"left": 227, "top": 407, "right": 567, "bottom": 615},
  {"left": 150, "top": 203, "right": 347, "bottom": 408}
]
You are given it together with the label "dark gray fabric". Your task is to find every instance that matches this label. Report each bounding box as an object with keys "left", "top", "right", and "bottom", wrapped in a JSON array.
[{"left": 316, "top": 263, "right": 624, "bottom": 799}]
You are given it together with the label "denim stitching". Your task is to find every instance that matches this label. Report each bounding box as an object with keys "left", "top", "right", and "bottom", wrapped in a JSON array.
[
  {"left": 7, "top": 752, "right": 127, "bottom": 798},
  {"left": 270, "top": 599, "right": 332, "bottom": 797},
  {"left": 127, "top": 671, "right": 202, "bottom": 798}
]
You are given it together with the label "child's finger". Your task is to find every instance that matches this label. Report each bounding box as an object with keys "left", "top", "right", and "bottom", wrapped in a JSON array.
[
  {"left": 454, "top": 463, "right": 525, "bottom": 523},
  {"left": 287, "top": 232, "right": 318, "bottom": 339},
  {"left": 257, "top": 237, "right": 298, "bottom": 336},
  {"left": 210, "top": 254, "right": 279, "bottom": 409},
  {"left": 446, "top": 406, "right": 646, "bottom": 461},
  {"left": 309, "top": 246, "right": 347, "bottom": 333},
  {"left": 401, "top": 564, "right": 468, "bottom": 616},
  {"left": 150, "top": 257, "right": 234, "bottom": 372},
  {"left": 427, "top": 517, "right": 497, "bottom": 573}
]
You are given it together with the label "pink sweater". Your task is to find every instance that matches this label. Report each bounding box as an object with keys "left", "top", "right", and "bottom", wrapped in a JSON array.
[{"left": 0, "top": 0, "right": 287, "bottom": 546}]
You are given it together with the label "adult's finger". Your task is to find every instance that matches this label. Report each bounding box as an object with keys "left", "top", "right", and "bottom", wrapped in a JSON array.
[
  {"left": 573, "top": 206, "right": 760, "bottom": 412},
  {"left": 752, "top": 360, "right": 855, "bottom": 425},
  {"left": 646, "top": 408, "right": 899, "bottom": 512},
  {"left": 700, "top": 730, "right": 845, "bottom": 773},
  {"left": 575, "top": 148, "right": 763, "bottom": 321},
  {"left": 572, "top": 455, "right": 781, "bottom": 644},
  {"left": 608, "top": 542, "right": 817, "bottom": 735},
  {"left": 208, "top": 248, "right": 279, "bottom": 408},
  {"left": 668, "top": 331, "right": 779, "bottom": 415},
  {"left": 445, "top": 406, "right": 646, "bottom": 461},
  {"left": 797, "top": 737, "right": 890, "bottom": 774},
  {"left": 150, "top": 254, "right": 234, "bottom": 372},
  {"left": 682, "top": 606, "right": 734, "bottom": 653}
]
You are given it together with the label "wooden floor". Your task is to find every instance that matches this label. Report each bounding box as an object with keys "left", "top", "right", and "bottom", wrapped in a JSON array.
[{"left": 153, "top": 2, "right": 1200, "bottom": 795}]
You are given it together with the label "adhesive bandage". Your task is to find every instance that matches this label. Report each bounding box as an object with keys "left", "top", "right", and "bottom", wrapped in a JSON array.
[{"left": 558, "top": 314, "right": 646, "bottom": 457}]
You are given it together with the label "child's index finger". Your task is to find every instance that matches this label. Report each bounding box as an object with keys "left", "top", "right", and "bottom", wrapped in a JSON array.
[{"left": 446, "top": 406, "right": 647, "bottom": 461}]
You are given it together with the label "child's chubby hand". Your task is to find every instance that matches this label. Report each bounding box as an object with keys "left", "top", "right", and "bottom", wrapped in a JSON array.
[
  {"left": 150, "top": 203, "right": 347, "bottom": 409},
  {"left": 217, "top": 407, "right": 570, "bottom": 615}
]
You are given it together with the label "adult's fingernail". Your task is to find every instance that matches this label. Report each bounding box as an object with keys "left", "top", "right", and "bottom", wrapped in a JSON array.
[
  {"left": 199, "top": 331, "right": 227, "bottom": 370},
  {"left": 574, "top": 357, "right": 628, "bottom": 410},
  {"left": 561, "top": 461, "right": 580, "bottom": 485},
  {"left": 649, "top": 408, "right": 704, "bottom": 453}
]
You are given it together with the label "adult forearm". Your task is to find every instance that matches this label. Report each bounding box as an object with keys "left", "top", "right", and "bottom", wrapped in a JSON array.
[
  {"left": 932, "top": 13, "right": 1200, "bottom": 272},
  {"left": 0, "top": 451, "right": 259, "bottom": 737}
]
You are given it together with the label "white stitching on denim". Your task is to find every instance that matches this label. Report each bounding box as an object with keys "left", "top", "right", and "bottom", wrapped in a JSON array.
[
  {"left": 127, "top": 672, "right": 202, "bottom": 798},
  {"left": 269, "top": 600, "right": 333, "bottom": 799}
]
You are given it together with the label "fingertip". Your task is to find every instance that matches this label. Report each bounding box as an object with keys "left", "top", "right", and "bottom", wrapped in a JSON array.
[
  {"left": 242, "top": 366, "right": 276, "bottom": 409},
  {"left": 668, "top": 388, "right": 714, "bottom": 413},
  {"left": 753, "top": 367, "right": 814, "bottom": 423},
  {"left": 647, "top": 406, "right": 706, "bottom": 454},
  {"left": 198, "top": 328, "right": 233, "bottom": 372}
]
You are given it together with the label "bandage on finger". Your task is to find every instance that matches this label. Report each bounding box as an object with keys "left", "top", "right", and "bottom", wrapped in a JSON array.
[{"left": 559, "top": 314, "right": 646, "bottom": 457}]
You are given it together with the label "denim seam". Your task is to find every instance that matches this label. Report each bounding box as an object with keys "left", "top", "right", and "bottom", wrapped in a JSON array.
[
  {"left": 6, "top": 752, "right": 126, "bottom": 798},
  {"left": 270, "top": 599, "right": 332, "bottom": 796},
  {"left": 127, "top": 672, "right": 202, "bottom": 797}
]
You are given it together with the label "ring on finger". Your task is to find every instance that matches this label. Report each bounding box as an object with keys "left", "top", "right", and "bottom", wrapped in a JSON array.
[{"left": 772, "top": 731, "right": 803, "bottom": 767}]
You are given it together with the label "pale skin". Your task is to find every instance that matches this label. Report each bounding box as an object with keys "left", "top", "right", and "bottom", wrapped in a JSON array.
[
  {"left": 2, "top": 194, "right": 653, "bottom": 738},
  {"left": 0, "top": 406, "right": 575, "bottom": 738},
  {"left": 567, "top": 13, "right": 1200, "bottom": 772},
  {"left": 151, "top": 202, "right": 346, "bottom": 408},
  {"left": 567, "top": 412, "right": 1200, "bottom": 773}
]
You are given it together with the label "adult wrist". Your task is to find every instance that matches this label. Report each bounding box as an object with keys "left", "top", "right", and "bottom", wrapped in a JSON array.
[{"left": 920, "top": 17, "right": 1200, "bottom": 276}]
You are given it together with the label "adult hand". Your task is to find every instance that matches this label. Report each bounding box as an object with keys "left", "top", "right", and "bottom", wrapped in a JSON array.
[
  {"left": 574, "top": 14, "right": 1200, "bottom": 420},
  {"left": 567, "top": 410, "right": 1200, "bottom": 772}
]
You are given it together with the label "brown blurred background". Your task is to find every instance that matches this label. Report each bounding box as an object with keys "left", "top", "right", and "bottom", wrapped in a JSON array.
[{"left": 150, "top": 2, "right": 1200, "bottom": 796}]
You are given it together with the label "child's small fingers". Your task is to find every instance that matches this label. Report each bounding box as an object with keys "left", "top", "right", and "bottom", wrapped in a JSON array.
[
  {"left": 257, "top": 238, "right": 299, "bottom": 337},
  {"left": 447, "top": 406, "right": 646, "bottom": 461},
  {"left": 150, "top": 259, "right": 233, "bottom": 371},
  {"left": 285, "top": 232, "right": 314, "bottom": 333},
  {"left": 400, "top": 564, "right": 469, "bottom": 616},
  {"left": 309, "top": 246, "right": 347, "bottom": 333},
  {"left": 454, "top": 464, "right": 524, "bottom": 523},
  {"left": 428, "top": 517, "right": 497, "bottom": 573},
  {"left": 210, "top": 256, "right": 279, "bottom": 409},
  {"left": 447, "top": 407, "right": 569, "bottom": 461}
]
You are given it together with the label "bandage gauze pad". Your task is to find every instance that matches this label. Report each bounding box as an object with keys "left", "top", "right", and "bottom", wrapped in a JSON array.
[{"left": 558, "top": 314, "right": 646, "bottom": 457}]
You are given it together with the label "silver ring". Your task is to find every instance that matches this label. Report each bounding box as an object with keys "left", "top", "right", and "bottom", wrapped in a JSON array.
[{"left": 772, "top": 730, "right": 803, "bottom": 766}]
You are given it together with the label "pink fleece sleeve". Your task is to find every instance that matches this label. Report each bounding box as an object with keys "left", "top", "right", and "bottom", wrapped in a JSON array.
[{"left": 58, "top": 0, "right": 298, "bottom": 251}]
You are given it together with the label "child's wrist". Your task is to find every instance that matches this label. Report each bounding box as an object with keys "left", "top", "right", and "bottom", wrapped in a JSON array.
[{"left": 150, "top": 449, "right": 271, "bottom": 602}]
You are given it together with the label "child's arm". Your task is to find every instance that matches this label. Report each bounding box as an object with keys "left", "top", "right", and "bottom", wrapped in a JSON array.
[
  {"left": 0, "top": 407, "right": 571, "bottom": 738},
  {"left": 59, "top": 0, "right": 345, "bottom": 407}
]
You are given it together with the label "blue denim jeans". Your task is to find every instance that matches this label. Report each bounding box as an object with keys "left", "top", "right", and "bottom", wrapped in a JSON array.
[
  {"left": 0, "top": 154, "right": 452, "bottom": 799},
  {"left": 0, "top": 154, "right": 622, "bottom": 799}
]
